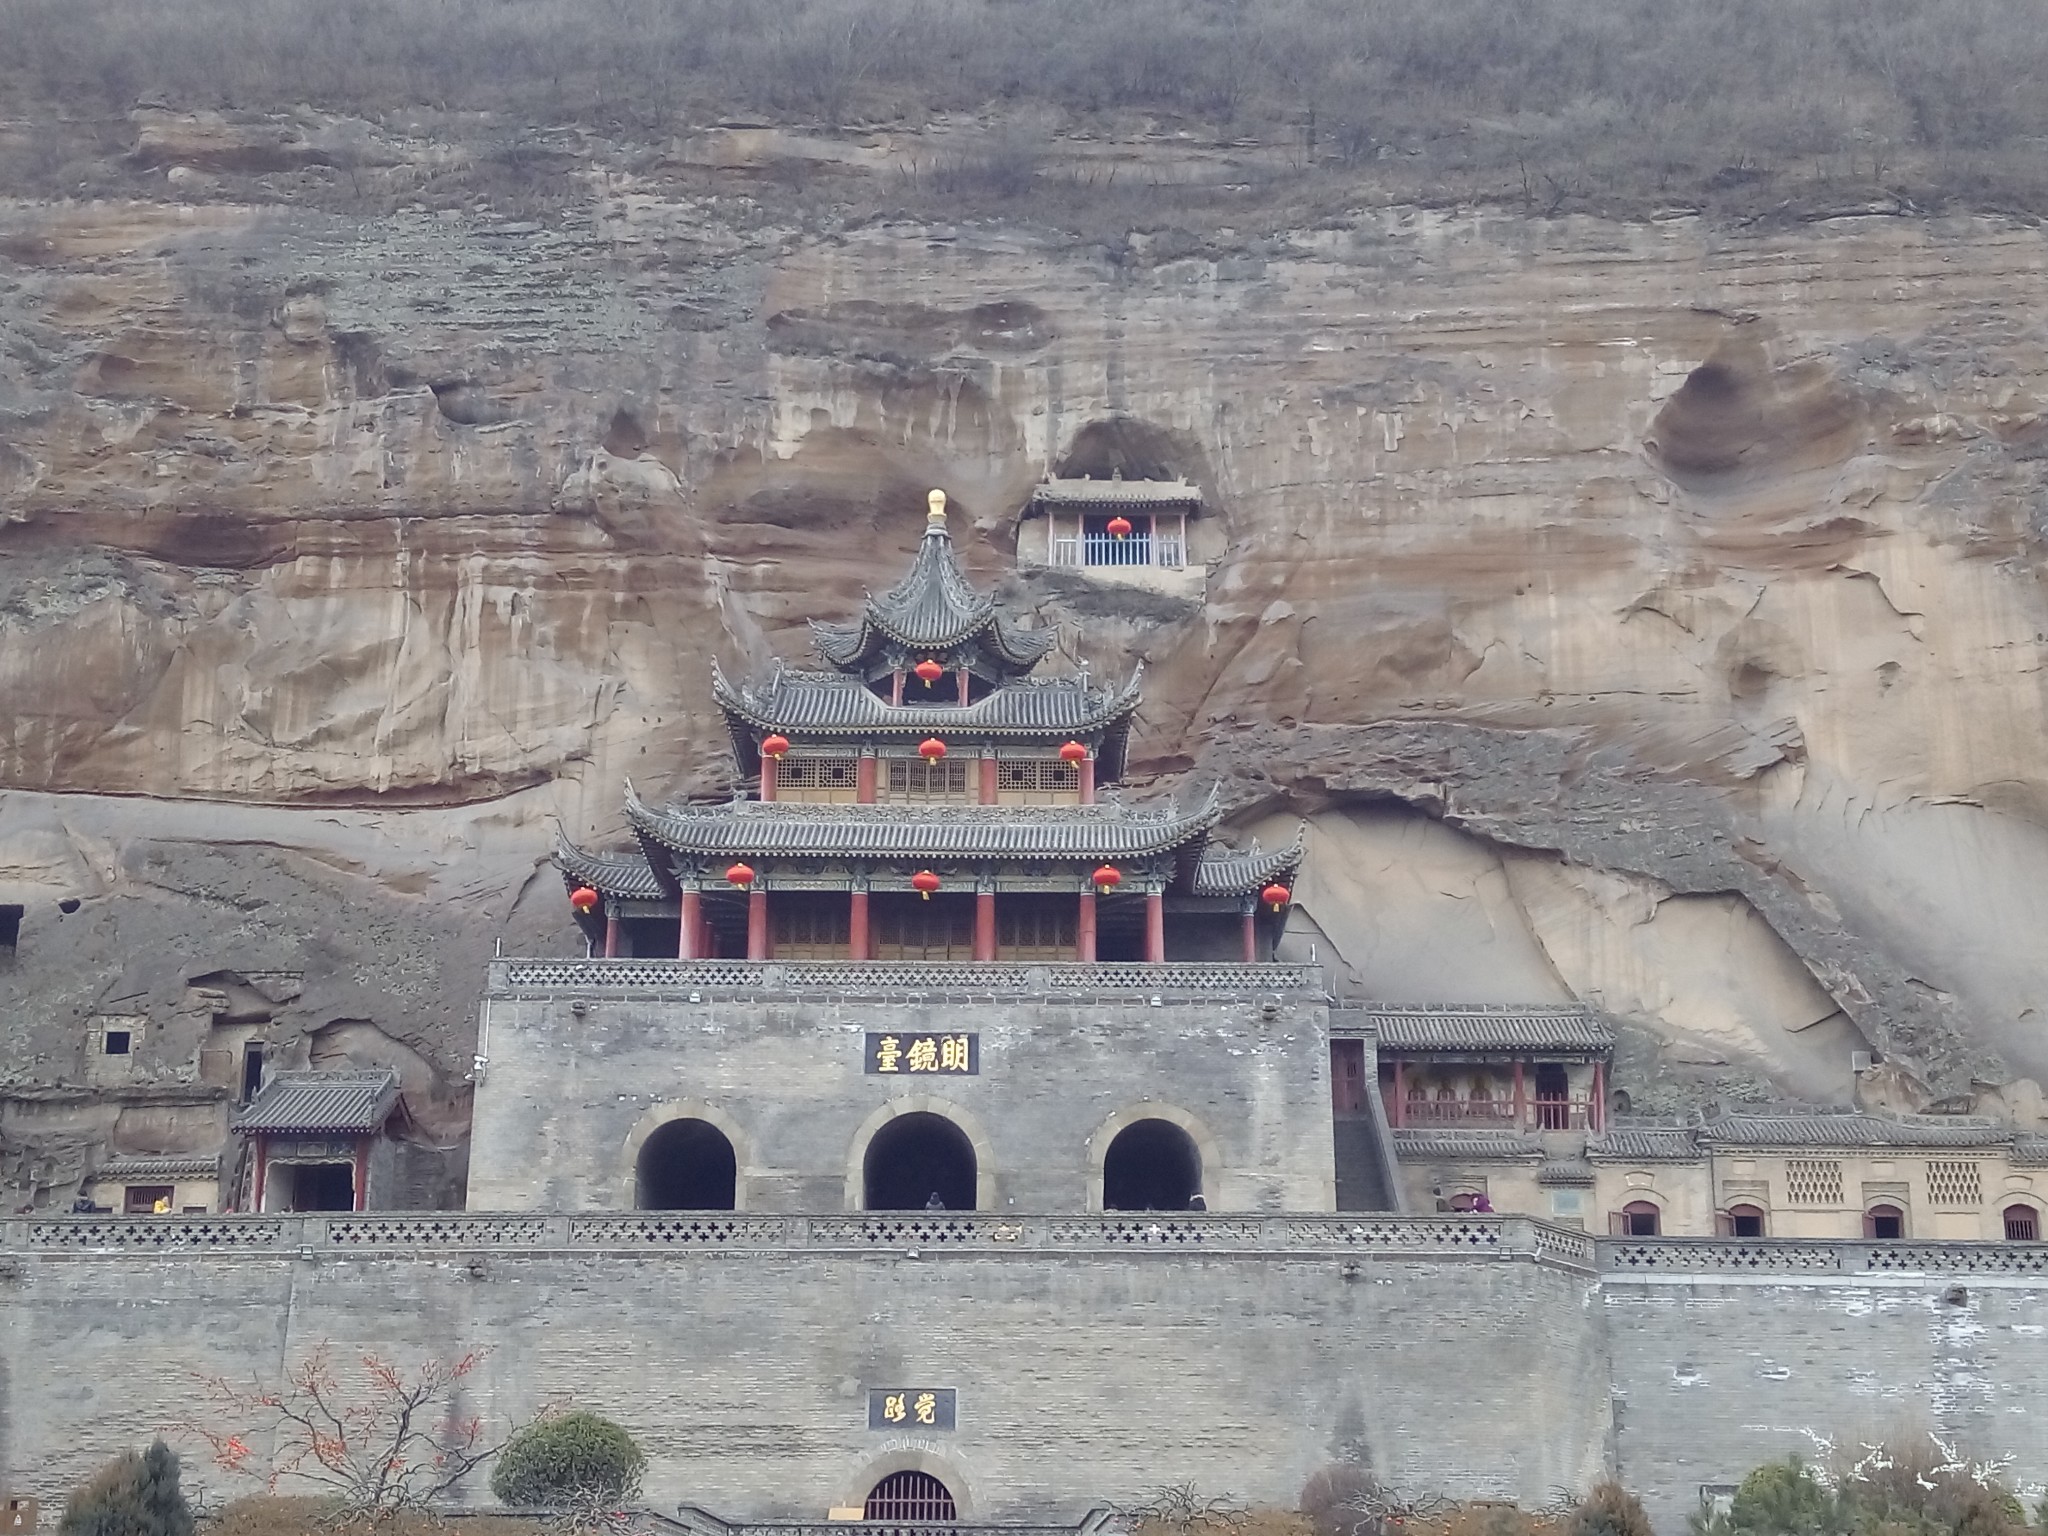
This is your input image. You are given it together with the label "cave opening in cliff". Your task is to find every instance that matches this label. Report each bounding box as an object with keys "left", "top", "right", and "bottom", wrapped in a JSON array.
[
  {"left": 1102, "top": 1119, "right": 1202, "bottom": 1211},
  {"left": 864, "top": 1112, "right": 977, "bottom": 1211},
  {"left": 636, "top": 1118, "right": 739, "bottom": 1211}
]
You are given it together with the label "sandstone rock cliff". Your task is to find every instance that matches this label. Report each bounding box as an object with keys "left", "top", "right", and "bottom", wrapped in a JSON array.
[{"left": 7, "top": 119, "right": 2048, "bottom": 1200}]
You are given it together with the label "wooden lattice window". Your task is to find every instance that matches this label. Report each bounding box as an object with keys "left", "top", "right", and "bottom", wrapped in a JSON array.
[
  {"left": 1926, "top": 1161, "right": 1983, "bottom": 1208},
  {"left": 865, "top": 1471, "right": 957, "bottom": 1522},
  {"left": 996, "top": 759, "right": 1080, "bottom": 803},
  {"left": 997, "top": 896, "right": 1076, "bottom": 960},
  {"left": 1785, "top": 1160, "right": 1843, "bottom": 1206},
  {"left": 885, "top": 758, "right": 970, "bottom": 802},
  {"left": 771, "top": 893, "right": 850, "bottom": 959},
  {"left": 777, "top": 757, "right": 859, "bottom": 802},
  {"left": 872, "top": 902, "right": 974, "bottom": 961}
]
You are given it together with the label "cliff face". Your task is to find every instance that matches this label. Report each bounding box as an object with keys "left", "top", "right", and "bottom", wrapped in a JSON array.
[{"left": 7, "top": 131, "right": 2048, "bottom": 1194}]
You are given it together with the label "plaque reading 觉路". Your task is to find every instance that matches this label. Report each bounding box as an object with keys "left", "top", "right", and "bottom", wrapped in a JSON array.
[
  {"left": 868, "top": 1387, "right": 957, "bottom": 1430},
  {"left": 865, "top": 1032, "right": 977, "bottom": 1075}
]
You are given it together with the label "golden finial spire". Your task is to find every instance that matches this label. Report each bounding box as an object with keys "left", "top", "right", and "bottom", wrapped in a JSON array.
[{"left": 927, "top": 488, "right": 947, "bottom": 526}]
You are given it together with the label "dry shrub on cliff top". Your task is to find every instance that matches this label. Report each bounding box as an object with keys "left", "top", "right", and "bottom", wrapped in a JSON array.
[
  {"left": 3, "top": 0, "right": 2048, "bottom": 216},
  {"left": 203, "top": 1498, "right": 543, "bottom": 1536}
]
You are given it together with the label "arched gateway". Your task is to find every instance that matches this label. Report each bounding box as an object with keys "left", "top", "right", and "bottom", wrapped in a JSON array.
[
  {"left": 865, "top": 1471, "right": 957, "bottom": 1521},
  {"left": 864, "top": 1112, "right": 977, "bottom": 1211}
]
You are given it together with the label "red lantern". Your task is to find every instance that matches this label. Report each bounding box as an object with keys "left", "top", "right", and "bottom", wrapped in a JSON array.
[
  {"left": 1058, "top": 741, "right": 1088, "bottom": 764},
  {"left": 569, "top": 886, "right": 600, "bottom": 913},
  {"left": 1261, "top": 883, "right": 1292, "bottom": 913},
  {"left": 1106, "top": 515, "right": 1133, "bottom": 540},
  {"left": 760, "top": 734, "right": 790, "bottom": 761},
  {"left": 913, "top": 658, "right": 945, "bottom": 686},
  {"left": 726, "top": 863, "right": 757, "bottom": 888},
  {"left": 1092, "top": 865, "right": 1122, "bottom": 895},
  {"left": 919, "top": 738, "right": 948, "bottom": 761},
  {"left": 911, "top": 870, "right": 941, "bottom": 900}
]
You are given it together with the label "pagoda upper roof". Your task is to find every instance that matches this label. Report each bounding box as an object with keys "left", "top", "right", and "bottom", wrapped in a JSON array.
[
  {"left": 625, "top": 785, "right": 1222, "bottom": 861},
  {"left": 715, "top": 662, "right": 1140, "bottom": 744},
  {"left": 810, "top": 500, "right": 1056, "bottom": 674}
]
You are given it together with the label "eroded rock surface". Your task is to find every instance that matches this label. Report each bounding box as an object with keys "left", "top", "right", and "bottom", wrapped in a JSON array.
[{"left": 7, "top": 179, "right": 2048, "bottom": 1198}]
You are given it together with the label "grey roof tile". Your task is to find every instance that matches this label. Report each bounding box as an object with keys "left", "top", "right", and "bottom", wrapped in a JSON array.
[
  {"left": 1588, "top": 1125, "right": 1701, "bottom": 1161},
  {"left": 625, "top": 788, "right": 1222, "bottom": 862},
  {"left": 1391, "top": 1129, "right": 1544, "bottom": 1161},
  {"left": 716, "top": 665, "right": 1141, "bottom": 738},
  {"left": 1699, "top": 1112, "right": 2010, "bottom": 1149},
  {"left": 1191, "top": 834, "right": 1305, "bottom": 897},
  {"left": 1028, "top": 476, "right": 1203, "bottom": 509},
  {"left": 233, "top": 1070, "right": 400, "bottom": 1135},
  {"left": 555, "top": 836, "right": 670, "bottom": 899},
  {"left": 811, "top": 516, "right": 1055, "bottom": 672},
  {"left": 95, "top": 1155, "right": 222, "bottom": 1180},
  {"left": 1368, "top": 1005, "right": 1613, "bottom": 1053},
  {"left": 1537, "top": 1159, "right": 1597, "bottom": 1186},
  {"left": 2014, "top": 1135, "right": 2048, "bottom": 1167}
]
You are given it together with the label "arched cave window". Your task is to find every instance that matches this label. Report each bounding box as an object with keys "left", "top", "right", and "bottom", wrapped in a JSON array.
[
  {"left": 636, "top": 1118, "right": 738, "bottom": 1211},
  {"left": 2005, "top": 1204, "right": 2039, "bottom": 1242},
  {"left": 864, "top": 1112, "right": 977, "bottom": 1211},
  {"left": 1618, "top": 1200, "right": 1661, "bottom": 1237},
  {"left": 1727, "top": 1204, "right": 1766, "bottom": 1239},
  {"left": 1101, "top": 1119, "right": 1202, "bottom": 1212},
  {"left": 1865, "top": 1203, "right": 1905, "bottom": 1240},
  {"left": 866, "top": 1471, "right": 957, "bottom": 1521}
]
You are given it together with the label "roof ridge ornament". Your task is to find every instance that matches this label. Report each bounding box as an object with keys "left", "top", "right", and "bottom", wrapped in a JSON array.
[{"left": 928, "top": 487, "right": 948, "bottom": 527}]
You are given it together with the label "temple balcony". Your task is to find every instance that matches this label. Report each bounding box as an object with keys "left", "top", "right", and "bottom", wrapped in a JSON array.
[{"left": 487, "top": 956, "right": 1323, "bottom": 1001}]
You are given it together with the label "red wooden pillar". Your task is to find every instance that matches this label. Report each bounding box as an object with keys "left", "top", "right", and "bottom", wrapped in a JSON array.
[
  {"left": 891, "top": 670, "right": 905, "bottom": 706},
  {"left": 1077, "top": 890, "right": 1097, "bottom": 962},
  {"left": 1512, "top": 1059, "right": 1526, "bottom": 1131},
  {"left": 1241, "top": 908, "right": 1257, "bottom": 963},
  {"left": 975, "top": 889, "right": 997, "bottom": 961},
  {"left": 603, "top": 911, "right": 620, "bottom": 958},
  {"left": 1591, "top": 1060, "right": 1606, "bottom": 1131},
  {"left": 849, "top": 889, "right": 870, "bottom": 961},
  {"left": 1391, "top": 1060, "right": 1405, "bottom": 1128},
  {"left": 679, "top": 890, "right": 702, "bottom": 959},
  {"left": 856, "top": 752, "right": 877, "bottom": 804},
  {"left": 1145, "top": 888, "right": 1165, "bottom": 963},
  {"left": 760, "top": 753, "right": 778, "bottom": 801},
  {"left": 958, "top": 668, "right": 971, "bottom": 705},
  {"left": 251, "top": 1136, "right": 269, "bottom": 1213},
  {"left": 979, "top": 754, "right": 998, "bottom": 805},
  {"left": 352, "top": 1139, "right": 370, "bottom": 1212},
  {"left": 747, "top": 890, "right": 769, "bottom": 960},
  {"left": 1079, "top": 755, "right": 1096, "bottom": 804}
]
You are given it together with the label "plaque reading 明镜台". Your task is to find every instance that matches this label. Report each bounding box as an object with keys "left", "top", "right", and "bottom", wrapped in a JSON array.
[
  {"left": 865, "top": 1032, "right": 978, "bottom": 1075},
  {"left": 868, "top": 1387, "right": 957, "bottom": 1430}
]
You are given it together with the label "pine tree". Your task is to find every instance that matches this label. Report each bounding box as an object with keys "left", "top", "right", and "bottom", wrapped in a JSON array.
[{"left": 58, "top": 1441, "right": 195, "bottom": 1536}]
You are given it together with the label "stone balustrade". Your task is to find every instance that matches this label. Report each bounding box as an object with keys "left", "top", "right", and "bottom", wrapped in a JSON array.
[{"left": 488, "top": 958, "right": 1322, "bottom": 1000}]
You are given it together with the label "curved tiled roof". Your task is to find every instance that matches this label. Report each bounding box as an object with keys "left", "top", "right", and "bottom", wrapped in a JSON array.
[
  {"left": 1391, "top": 1129, "right": 1543, "bottom": 1161},
  {"left": 1027, "top": 476, "right": 1203, "bottom": 510},
  {"left": 1699, "top": 1113, "right": 2011, "bottom": 1149},
  {"left": 811, "top": 514, "right": 1056, "bottom": 673},
  {"left": 1368, "top": 1005, "right": 1613, "bottom": 1054},
  {"left": 234, "top": 1070, "right": 399, "bottom": 1136},
  {"left": 716, "top": 664, "right": 1141, "bottom": 739},
  {"left": 626, "top": 786, "right": 1222, "bottom": 862},
  {"left": 555, "top": 834, "right": 671, "bottom": 899},
  {"left": 95, "top": 1155, "right": 222, "bottom": 1180},
  {"left": 1587, "top": 1125, "right": 1702, "bottom": 1162},
  {"left": 1190, "top": 832, "right": 1305, "bottom": 897}
]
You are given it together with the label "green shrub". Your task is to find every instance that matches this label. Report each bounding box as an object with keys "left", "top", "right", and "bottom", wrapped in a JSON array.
[
  {"left": 490, "top": 1412, "right": 645, "bottom": 1510},
  {"left": 59, "top": 1441, "right": 195, "bottom": 1536},
  {"left": 1572, "top": 1484, "right": 1652, "bottom": 1536}
]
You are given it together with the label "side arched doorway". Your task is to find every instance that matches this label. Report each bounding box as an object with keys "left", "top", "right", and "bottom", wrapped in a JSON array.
[
  {"left": 866, "top": 1471, "right": 957, "bottom": 1521},
  {"left": 636, "top": 1118, "right": 738, "bottom": 1210},
  {"left": 1101, "top": 1118, "right": 1203, "bottom": 1211},
  {"left": 863, "top": 1112, "right": 977, "bottom": 1211}
]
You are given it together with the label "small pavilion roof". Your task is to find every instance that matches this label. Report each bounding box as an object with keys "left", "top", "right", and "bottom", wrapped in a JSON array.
[
  {"left": 811, "top": 507, "right": 1055, "bottom": 674},
  {"left": 626, "top": 786, "right": 1221, "bottom": 862},
  {"left": 714, "top": 663, "right": 1141, "bottom": 771},
  {"left": 1369, "top": 1004, "right": 1613, "bottom": 1055},
  {"left": 1027, "top": 475, "right": 1203, "bottom": 512},
  {"left": 234, "top": 1070, "right": 399, "bottom": 1136},
  {"left": 1189, "top": 830, "right": 1305, "bottom": 897},
  {"left": 555, "top": 833, "right": 672, "bottom": 900}
]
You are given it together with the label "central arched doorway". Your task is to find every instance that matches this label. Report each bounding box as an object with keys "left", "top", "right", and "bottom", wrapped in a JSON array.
[
  {"left": 636, "top": 1118, "right": 738, "bottom": 1210},
  {"left": 863, "top": 1112, "right": 977, "bottom": 1210},
  {"left": 866, "top": 1471, "right": 957, "bottom": 1521},
  {"left": 1102, "top": 1118, "right": 1203, "bottom": 1211}
]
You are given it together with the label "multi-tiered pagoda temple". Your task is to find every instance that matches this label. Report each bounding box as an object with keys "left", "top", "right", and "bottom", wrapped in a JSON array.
[{"left": 555, "top": 490, "right": 1300, "bottom": 967}]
